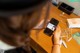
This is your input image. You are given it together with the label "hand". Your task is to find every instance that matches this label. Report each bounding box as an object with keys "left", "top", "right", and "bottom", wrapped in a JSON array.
[{"left": 52, "top": 26, "right": 61, "bottom": 44}]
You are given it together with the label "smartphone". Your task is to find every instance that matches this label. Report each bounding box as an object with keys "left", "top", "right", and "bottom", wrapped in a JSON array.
[{"left": 44, "top": 18, "right": 59, "bottom": 36}]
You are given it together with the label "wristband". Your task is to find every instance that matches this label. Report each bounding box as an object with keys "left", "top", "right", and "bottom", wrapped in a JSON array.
[{"left": 53, "top": 44, "right": 60, "bottom": 46}]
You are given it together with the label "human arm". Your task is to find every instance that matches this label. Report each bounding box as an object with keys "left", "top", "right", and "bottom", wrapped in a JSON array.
[{"left": 52, "top": 26, "right": 61, "bottom": 53}]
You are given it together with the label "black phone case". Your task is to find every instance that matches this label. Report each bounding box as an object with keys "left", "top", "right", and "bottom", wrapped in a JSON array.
[{"left": 44, "top": 18, "right": 59, "bottom": 36}]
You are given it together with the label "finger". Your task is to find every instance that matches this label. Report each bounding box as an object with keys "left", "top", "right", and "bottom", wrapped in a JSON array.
[
  {"left": 52, "top": 25, "right": 60, "bottom": 35},
  {"left": 54, "top": 26, "right": 61, "bottom": 35},
  {"left": 56, "top": 26, "right": 61, "bottom": 32}
]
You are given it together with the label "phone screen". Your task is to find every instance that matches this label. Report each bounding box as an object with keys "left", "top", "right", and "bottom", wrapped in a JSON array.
[{"left": 47, "top": 23, "right": 55, "bottom": 31}]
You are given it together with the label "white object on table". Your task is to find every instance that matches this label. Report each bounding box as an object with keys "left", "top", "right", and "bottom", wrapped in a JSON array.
[
  {"left": 67, "top": 18, "right": 80, "bottom": 28},
  {"left": 59, "top": 38, "right": 68, "bottom": 48},
  {"left": 62, "top": 40, "right": 68, "bottom": 48}
]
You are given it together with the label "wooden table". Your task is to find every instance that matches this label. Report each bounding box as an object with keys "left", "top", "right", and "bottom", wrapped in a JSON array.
[{"left": 30, "top": 3, "right": 80, "bottom": 53}]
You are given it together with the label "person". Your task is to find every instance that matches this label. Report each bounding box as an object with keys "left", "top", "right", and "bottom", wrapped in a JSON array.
[{"left": 0, "top": 0, "right": 61, "bottom": 53}]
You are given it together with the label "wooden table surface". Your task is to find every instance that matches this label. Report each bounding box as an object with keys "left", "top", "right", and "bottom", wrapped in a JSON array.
[{"left": 30, "top": 3, "right": 80, "bottom": 53}]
